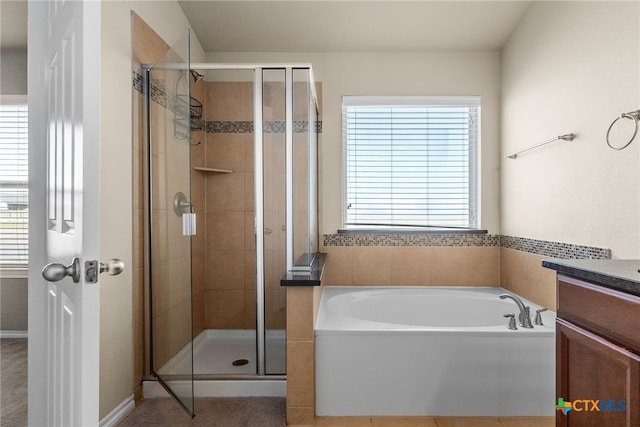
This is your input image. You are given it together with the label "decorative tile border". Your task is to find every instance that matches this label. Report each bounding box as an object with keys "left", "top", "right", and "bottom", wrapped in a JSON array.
[
  {"left": 500, "top": 235, "right": 610, "bottom": 259},
  {"left": 323, "top": 233, "right": 500, "bottom": 247},
  {"left": 132, "top": 71, "right": 143, "bottom": 93},
  {"left": 323, "top": 233, "right": 610, "bottom": 259},
  {"left": 205, "top": 121, "right": 254, "bottom": 133},
  {"left": 204, "top": 120, "right": 321, "bottom": 134}
]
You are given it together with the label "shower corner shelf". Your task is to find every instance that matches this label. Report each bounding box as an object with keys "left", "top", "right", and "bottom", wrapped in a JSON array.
[{"left": 193, "top": 166, "right": 234, "bottom": 174}]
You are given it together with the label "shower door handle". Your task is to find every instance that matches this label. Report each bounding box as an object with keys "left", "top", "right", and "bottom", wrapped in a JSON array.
[{"left": 182, "top": 213, "right": 197, "bottom": 236}]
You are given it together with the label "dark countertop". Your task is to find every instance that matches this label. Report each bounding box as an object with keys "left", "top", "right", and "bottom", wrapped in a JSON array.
[
  {"left": 542, "top": 258, "right": 640, "bottom": 297},
  {"left": 281, "top": 252, "right": 326, "bottom": 286}
]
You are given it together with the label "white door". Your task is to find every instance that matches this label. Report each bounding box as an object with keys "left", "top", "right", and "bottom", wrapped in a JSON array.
[{"left": 28, "top": 1, "right": 101, "bottom": 425}]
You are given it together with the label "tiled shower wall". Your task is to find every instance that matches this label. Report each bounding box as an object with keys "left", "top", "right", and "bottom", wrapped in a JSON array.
[
  {"left": 200, "top": 78, "right": 321, "bottom": 330},
  {"left": 200, "top": 81, "right": 259, "bottom": 330},
  {"left": 136, "top": 73, "right": 289, "bottom": 337},
  {"left": 190, "top": 79, "right": 293, "bottom": 331}
]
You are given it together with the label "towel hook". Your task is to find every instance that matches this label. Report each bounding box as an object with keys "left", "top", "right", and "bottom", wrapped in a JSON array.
[{"left": 606, "top": 110, "right": 640, "bottom": 150}]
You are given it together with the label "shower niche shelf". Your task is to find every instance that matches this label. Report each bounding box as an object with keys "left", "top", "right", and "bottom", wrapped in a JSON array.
[{"left": 193, "top": 166, "right": 234, "bottom": 174}]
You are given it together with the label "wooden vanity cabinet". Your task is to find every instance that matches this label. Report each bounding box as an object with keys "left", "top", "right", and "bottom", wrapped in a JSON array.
[{"left": 556, "top": 275, "right": 640, "bottom": 427}]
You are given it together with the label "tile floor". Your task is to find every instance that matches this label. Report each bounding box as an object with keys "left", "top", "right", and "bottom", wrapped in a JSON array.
[
  {"left": 118, "top": 396, "right": 554, "bottom": 427},
  {"left": 311, "top": 416, "right": 555, "bottom": 427}
]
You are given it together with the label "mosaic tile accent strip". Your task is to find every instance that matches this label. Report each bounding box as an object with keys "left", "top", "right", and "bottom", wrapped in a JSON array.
[
  {"left": 204, "top": 120, "right": 322, "bottom": 134},
  {"left": 323, "top": 233, "right": 500, "bottom": 247},
  {"left": 192, "top": 118, "right": 205, "bottom": 131},
  {"left": 323, "top": 233, "right": 611, "bottom": 259},
  {"left": 500, "top": 235, "right": 610, "bottom": 259},
  {"left": 265, "top": 120, "right": 284, "bottom": 133},
  {"left": 149, "top": 79, "right": 168, "bottom": 109},
  {"left": 132, "top": 71, "right": 143, "bottom": 93},
  {"left": 206, "top": 121, "right": 254, "bottom": 133}
]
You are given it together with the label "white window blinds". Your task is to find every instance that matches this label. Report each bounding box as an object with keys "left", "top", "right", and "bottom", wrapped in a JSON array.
[
  {"left": 343, "top": 96, "right": 479, "bottom": 229},
  {"left": 0, "top": 103, "right": 28, "bottom": 264}
]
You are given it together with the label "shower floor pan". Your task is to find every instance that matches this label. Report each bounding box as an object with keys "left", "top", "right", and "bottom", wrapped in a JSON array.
[{"left": 145, "top": 329, "right": 286, "bottom": 398}]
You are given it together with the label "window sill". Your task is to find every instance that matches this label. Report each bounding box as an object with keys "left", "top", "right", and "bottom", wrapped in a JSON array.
[
  {"left": 0, "top": 266, "right": 28, "bottom": 279},
  {"left": 338, "top": 228, "right": 488, "bottom": 235}
]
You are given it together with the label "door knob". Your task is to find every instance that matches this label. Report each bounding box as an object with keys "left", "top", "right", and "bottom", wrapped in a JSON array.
[
  {"left": 42, "top": 257, "right": 81, "bottom": 283},
  {"left": 100, "top": 259, "right": 125, "bottom": 276},
  {"left": 85, "top": 259, "right": 125, "bottom": 284}
]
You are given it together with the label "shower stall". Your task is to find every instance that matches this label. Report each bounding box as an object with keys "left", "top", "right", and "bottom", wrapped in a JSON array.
[{"left": 142, "top": 32, "right": 319, "bottom": 416}]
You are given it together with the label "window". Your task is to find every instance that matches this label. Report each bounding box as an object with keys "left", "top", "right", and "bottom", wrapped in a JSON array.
[
  {"left": 343, "top": 96, "right": 479, "bottom": 230},
  {"left": 0, "top": 100, "right": 28, "bottom": 265}
]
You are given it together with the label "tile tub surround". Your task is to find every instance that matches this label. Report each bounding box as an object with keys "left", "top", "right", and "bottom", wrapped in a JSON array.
[
  {"left": 286, "top": 285, "right": 324, "bottom": 425},
  {"left": 321, "top": 234, "right": 609, "bottom": 316},
  {"left": 323, "top": 233, "right": 610, "bottom": 259}
]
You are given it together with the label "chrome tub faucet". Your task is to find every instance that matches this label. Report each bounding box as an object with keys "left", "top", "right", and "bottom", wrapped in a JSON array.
[{"left": 499, "top": 293, "right": 534, "bottom": 328}]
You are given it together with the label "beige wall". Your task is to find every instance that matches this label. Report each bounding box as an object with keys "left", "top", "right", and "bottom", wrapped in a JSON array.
[
  {"left": 99, "top": 1, "right": 204, "bottom": 420},
  {"left": 501, "top": 1, "right": 640, "bottom": 259},
  {"left": 0, "top": 51, "right": 27, "bottom": 95},
  {"left": 0, "top": 277, "right": 28, "bottom": 332},
  {"left": 0, "top": 51, "right": 28, "bottom": 333},
  {"left": 207, "top": 51, "right": 502, "bottom": 236}
]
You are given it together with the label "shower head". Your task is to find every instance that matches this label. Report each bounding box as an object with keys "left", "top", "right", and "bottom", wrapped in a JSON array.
[{"left": 190, "top": 70, "right": 205, "bottom": 83}]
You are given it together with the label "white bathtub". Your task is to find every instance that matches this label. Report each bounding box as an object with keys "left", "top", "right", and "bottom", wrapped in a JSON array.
[{"left": 315, "top": 286, "right": 555, "bottom": 416}]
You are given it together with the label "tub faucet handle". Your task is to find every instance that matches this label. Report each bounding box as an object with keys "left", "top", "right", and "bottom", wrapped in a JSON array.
[
  {"left": 503, "top": 313, "right": 517, "bottom": 330},
  {"left": 534, "top": 308, "right": 548, "bottom": 326}
]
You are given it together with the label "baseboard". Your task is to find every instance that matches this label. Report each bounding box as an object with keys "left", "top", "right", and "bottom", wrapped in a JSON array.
[
  {"left": 99, "top": 394, "right": 135, "bottom": 427},
  {"left": 0, "top": 330, "right": 28, "bottom": 338}
]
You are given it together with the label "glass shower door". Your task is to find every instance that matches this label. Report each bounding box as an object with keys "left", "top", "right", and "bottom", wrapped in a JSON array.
[
  {"left": 262, "top": 69, "right": 287, "bottom": 374},
  {"left": 147, "top": 30, "right": 194, "bottom": 416}
]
